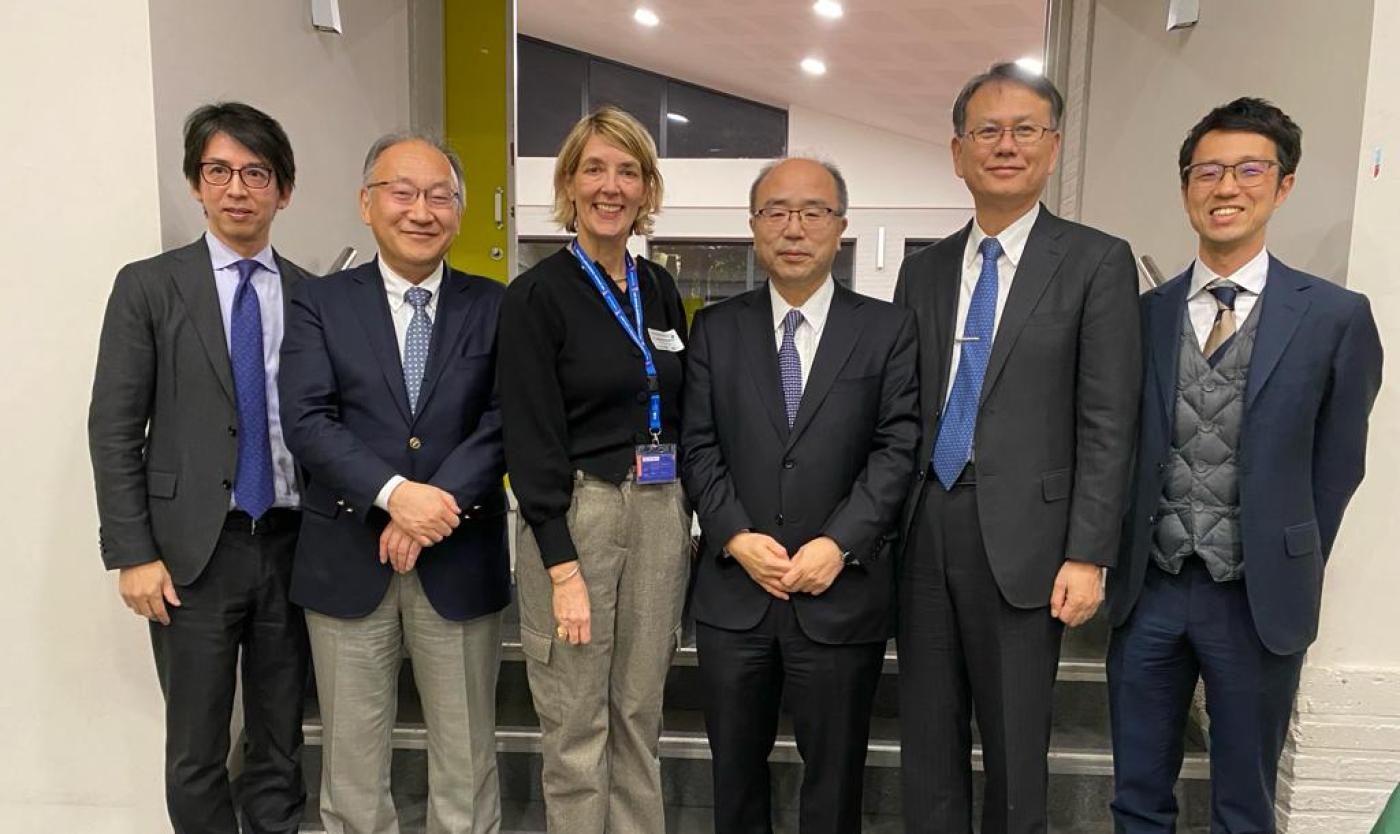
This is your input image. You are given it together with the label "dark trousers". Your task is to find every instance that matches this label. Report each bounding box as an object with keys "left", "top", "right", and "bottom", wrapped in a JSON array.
[
  {"left": 696, "top": 600, "right": 885, "bottom": 834},
  {"left": 150, "top": 514, "right": 310, "bottom": 834},
  {"left": 897, "top": 477, "right": 1065, "bottom": 834},
  {"left": 1108, "top": 560, "right": 1304, "bottom": 834}
]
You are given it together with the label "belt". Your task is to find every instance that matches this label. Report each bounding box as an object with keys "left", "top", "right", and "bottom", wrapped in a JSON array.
[{"left": 224, "top": 507, "right": 301, "bottom": 535}]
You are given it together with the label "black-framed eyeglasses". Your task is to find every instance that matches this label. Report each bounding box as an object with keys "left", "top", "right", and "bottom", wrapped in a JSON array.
[
  {"left": 200, "top": 161, "right": 275, "bottom": 189},
  {"left": 752, "top": 205, "right": 841, "bottom": 228},
  {"left": 366, "top": 180, "right": 461, "bottom": 210},
  {"left": 964, "top": 124, "right": 1058, "bottom": 146},
  {"left": 1182, "top": 159, "right": 1280, "bottom": 187}
]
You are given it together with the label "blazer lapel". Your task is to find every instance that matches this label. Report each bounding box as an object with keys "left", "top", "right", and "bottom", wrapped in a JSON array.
[
  {"left": 786, "top": 285, "right": 859, "bottom": 450},
  {"left": 737, "top": 288, "right": 790, "bottom": 442},
  {"left": 1245, "top": 257, "right": 1311, "bottom": 410},
  {"left": 169, "top": 239, "right": 235, "bottom": 406},
  {"left": 1148, "top": 273, "right": 1192, "bottom": 423},
  {"left": 412, "top": 267, "right": 473, "bottom": 420},
  {"left": 929, "top": 225, "right": 969, "bottom": 415},
  {"left": 980, "top": 209, "right": 1067, "bottom": 405},
  {"left": 351, "top": 259, "right": 413, "bottom": 424}
]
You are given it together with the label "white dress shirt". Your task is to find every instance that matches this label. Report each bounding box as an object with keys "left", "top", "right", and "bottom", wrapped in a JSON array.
[
  {"left": 374, "top": 257, "right": 447, "bottom": 510},
  {"left": 769, "top": 275, "right": 835, "bottom": 391},
  {"left": 943, "top": 203, "right": 1041, "bottom": 407},
  {"left": 205, "top": 232, "right": 300, "bottom": 509},
  {"left": 1187, "top": 247, "right": 1268, "bottom": 349}
]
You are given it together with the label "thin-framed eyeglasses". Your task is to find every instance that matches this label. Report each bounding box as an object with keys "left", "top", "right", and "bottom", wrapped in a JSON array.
[
  {"left": 200, "top": 161, "right": 274, "bottom": 189},
  {"left": 1182, "top": 159, "right": 1279, "bottom": 187},
  {"left": 753, "top": 205, "right": 841, "bottom": 228},
  {"left": 366, "top": 180, "right": 461, "bottom": 210},
  {"left": 965, "top": 124, "right": 1058, "bottom": 146}
]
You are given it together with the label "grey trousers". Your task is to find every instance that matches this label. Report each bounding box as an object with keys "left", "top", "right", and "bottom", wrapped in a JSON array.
[
  {"left": 515, "top": 473, "right": 691, "bottom": 834},
  {"left": 306, "top": 571, "right": 503, "bottom": 834}
]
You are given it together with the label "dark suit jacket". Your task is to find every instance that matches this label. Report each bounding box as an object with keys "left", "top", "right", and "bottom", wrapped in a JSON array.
[
  {"left": 1108, "top": 257, "right": 1382, "bottom": 655},
  {"left": 682, "top": 282, "right": 921, "bottom": 645},
  {"left": 89, "top": 238, "right": 311, "bottom": 585},
  {"left": 279, "top": 259, "right": 509, "bottom": 622},
  {"left": 893, "top": 206, "right": 1141, "bottom": 607}
]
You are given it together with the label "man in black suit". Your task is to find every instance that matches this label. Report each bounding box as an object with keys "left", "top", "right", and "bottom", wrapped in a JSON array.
[
  {"left": 280, "top": 134, "right": 509, "bottom": 834},
  {"left": 1107, "top": 98, "right": 1382, "bottom": 834},
  {"left": 89, "top": 102, "right": 311, "bottom": 834},
  {"left": 894, "top": 63, "right": 1141, "bottom": 834},
  {"left": 683, "top": 157, "right": 920, "bottom": 834}
]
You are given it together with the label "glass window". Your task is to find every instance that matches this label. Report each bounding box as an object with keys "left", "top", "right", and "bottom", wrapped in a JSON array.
[
  {"left": 518, "top": 39, "right": 585, "bottom": 157},
  {"left": 903, "top": 238, "right": 942, "bottom": 258},
  {"left": 665, "top": 81, "right": 786, "bottom": 158},
  {"left": 517, "top": 237, "right": 568, "bottom": 277},
  {"left": 588, "top": 60, "right": 663, "bottom": 147},
  {"left": 649, "top": 240, "right": 855, "bottom": 326}
]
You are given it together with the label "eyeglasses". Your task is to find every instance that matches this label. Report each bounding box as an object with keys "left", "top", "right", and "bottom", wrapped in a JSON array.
[
  {"left": 1182, "top": 159, "right": 1280, "bottom": 187},
  {"left": 753, "top": 205, "right": 841, "bottom": 228},
  {"left": 200, "top": 162, "right": 275, "bottom": 189},
  {"left": 366, "top": 180, "right": 461, "bottom": 210},
  {"left": 964, "top": 124, "right": 1057, "bottom": 146}
]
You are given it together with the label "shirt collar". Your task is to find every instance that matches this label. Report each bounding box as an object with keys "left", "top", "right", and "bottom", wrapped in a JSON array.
[
  {"left": 770, "top": 275, "right": 835, "bottom": 334},
  {"left": 965, "top": 202, "right": 1040, "bottom": 271},
  {"left": 205, "top": 231, "right": 278, "bottom": 276},
  {"left": 379, "top": 257, "right": 445, "bottom": 311},
  {"left": 1189, "top": 247, "right": 1270, "bottom": 298}
]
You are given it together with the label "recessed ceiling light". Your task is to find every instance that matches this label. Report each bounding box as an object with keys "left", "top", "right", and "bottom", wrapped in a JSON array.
[
  {"left": 800, "top": 57, "right": 827, "bottom": 76},
  {"left": 1015, "top": 56, "right": 1044, "bottom": 74},
  {"left": 813, "top": 0, "right": 844, "bottom": 19},
  {"left": 634, "top": 8, "right": 659, "bottom": 27},
  {"left": 666, "top": 112, "right": 689, "bottom": 124}
]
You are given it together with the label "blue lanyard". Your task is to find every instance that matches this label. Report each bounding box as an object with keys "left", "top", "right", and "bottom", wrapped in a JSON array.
[{"left": 568, "top": 240, "right": 662, "bottom": 440}]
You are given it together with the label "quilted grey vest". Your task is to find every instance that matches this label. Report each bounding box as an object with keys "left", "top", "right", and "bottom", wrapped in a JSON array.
[{"left": 1150, "top": 303, "right": 1259, "bottom": 580}]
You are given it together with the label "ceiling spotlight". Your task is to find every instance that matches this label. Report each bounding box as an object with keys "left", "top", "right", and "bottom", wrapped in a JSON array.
[
  {"left": 634, "top": 8, "right": 659, "bottom": 27},
  {"left": 1015, "top": 56, "right": 1044, "bottom": 74},
  {"left": 800, "top": 57, "right": 827, "bottom": 76},
  {"left": 666, "top": 112, "right": 689, "bottom": 124},
  {"left": 813, "top": 0, "right": 844, "bottom": 18}
]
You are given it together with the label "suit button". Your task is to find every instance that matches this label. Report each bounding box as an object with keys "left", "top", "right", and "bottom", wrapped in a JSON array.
[
  {"left": 916, "top": 469, "right": 927, "bottom": 481},
  {"left": 1148, "top": 514, "right": 1157, "bottom": 524},
  {"left": 337, "top": 499, "right": 346, "bottom": 507},
  {"left": 783, "top": 459, "right": 795, "bottom": 469},
  {"left": 221, "top": 479, "right": 232, "bottom": 491},
  {"left": 1157, "top": 462, "right": 1166, "bottom": 472},
  {"left": 408, "top": 436, "right": 423, "bottom": 450},
  {"left": 227, "top": 426, "right": 237, "bottom": 437},
  {"left": 775, "top": 513, "right": 785, "bottom": 526}
]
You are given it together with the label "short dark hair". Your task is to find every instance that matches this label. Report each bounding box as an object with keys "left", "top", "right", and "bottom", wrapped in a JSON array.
[
  {"left": 1178, "top": 97, "right": 1302, "bottom": 185},
  {"left": 748, "top": 157, "right": 849, "bottom": 215},
  {"left": 183, "top": 102, "right": 295, "bottom": 196},
  {"left": 951, "top": 62, "right": 1064, "bottom": 136}
]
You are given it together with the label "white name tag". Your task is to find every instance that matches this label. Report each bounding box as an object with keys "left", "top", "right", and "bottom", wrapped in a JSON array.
[{"left": 648, "top": 328, "right": 685, "bottom": 352}]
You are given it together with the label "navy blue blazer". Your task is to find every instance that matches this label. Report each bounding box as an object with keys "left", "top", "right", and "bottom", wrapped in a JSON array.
[
  {"left": 280, "top": 259, "right": 510, "bottom": 621},
  {"left": 1108, "top": 256, "right": 1382, "bottom": 655}
]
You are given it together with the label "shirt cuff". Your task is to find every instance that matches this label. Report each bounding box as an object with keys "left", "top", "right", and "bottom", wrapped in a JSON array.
[{"left": 374, "top": 475, "right": 407, "bottom": 512}]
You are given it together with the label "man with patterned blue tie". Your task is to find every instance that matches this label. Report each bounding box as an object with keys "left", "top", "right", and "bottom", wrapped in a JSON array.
[
  {"left": 893, "top": 63, "right": 1141, "bottom": 834},
  {"left": 280, "top": 134, "right": 509, "bottom": 834},
  {"left": 89, "top": 102, "right": 312, "bottom": 833}
]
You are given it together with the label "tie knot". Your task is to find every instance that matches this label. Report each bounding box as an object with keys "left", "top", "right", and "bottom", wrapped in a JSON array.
[
  {"left": 1208, "top": 281, "right": 1239, "bottom": 310},
  {"left": 782, "top": 308, "right": 804, "bottom": 336},
  {"left": 405, "top": 286, "right": 432, "bottom": 310},
  {"left": 234, "top": 259, "right": 260, "bottom": 285},
  {"left": 979, "top": 236, "right": 1003, "bottom": 262}
]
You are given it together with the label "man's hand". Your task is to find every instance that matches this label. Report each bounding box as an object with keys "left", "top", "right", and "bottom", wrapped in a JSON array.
[
  {"left": 1049, "top": 559, "right": 1104, "bottom": 627},
  {"left": 781, "top": 536, "right": 845, "bottom": 596},
  {"left": 725, "top": 532, "right": 791, "bottom": 600},
  {"left": 118, "top": 560, "right": 181, "bottom": 625},
  {"left": 550, "top": 562, "right": 592, "bottom": 646},
  {"left": 379, "top": 520, "right": 424, "bottom": 574},
  {"left": 387, "top": 481, "right": 461, "bottom": 545}
]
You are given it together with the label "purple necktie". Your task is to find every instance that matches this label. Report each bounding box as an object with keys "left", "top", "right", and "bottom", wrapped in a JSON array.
[
  {"left": 230, "top": 259, "right": 275, "bottom": 519},
  {"left": 779, "top": 309, "right": 804, "bottom": 427}
]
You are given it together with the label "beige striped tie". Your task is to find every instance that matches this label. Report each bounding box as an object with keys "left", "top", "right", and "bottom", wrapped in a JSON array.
[{"left": 1202, "top": 281, "right": 1240, "bottom": 361}]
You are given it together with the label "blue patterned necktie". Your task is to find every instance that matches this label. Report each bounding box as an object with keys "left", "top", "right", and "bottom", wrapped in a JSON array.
[
  {"left": 778, "top": 308, "right": 804, "bottom": 427},
  {"left": 230, "top": 259, "right": 275, "bottom": 519},
  {"left": 403, "top": 286, "right": 433, "bottom": 416},
  {"left": 931, "top": 236, "right": 1003, "bottom": 489}
]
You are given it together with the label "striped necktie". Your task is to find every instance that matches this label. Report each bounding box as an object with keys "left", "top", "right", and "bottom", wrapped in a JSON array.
[{"left": 1203, "top": 280, "right": 1240, "bottom": 366}]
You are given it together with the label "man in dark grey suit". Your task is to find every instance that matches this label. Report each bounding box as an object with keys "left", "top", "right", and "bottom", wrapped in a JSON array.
[
  {"left": 89, "top": 102, "right": 312, "bottom": 834},
  {"left": 894, "top": 63, "right": 1142, "bottom": 834}
]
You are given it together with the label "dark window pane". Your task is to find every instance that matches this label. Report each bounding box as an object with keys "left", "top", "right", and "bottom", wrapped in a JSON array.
[
  {"left": 665, "top": 81, "right": 786, "bottom": 158},
  {"left": 904, "top": 238, "right": 942, "bottom": 258},
  {"left": 588, "top": 60, "right": 663, "bottom": 147},
  {"left": 519, "top": 39, "right": 585, "bottom": 156},
  {"left": 518, "top": 238, "right": 567, "bottom": 277},
  {"left": 833, "top": 242, "right": 855, "bottom": 287}
]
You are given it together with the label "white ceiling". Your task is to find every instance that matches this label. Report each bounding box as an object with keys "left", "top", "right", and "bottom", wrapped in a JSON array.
[{"left": 518, "top": 0, "right": 1048, "bottom": 143}]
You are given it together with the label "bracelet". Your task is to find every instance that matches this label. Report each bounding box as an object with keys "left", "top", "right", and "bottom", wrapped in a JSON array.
[{"left": 551, "top": 564, "right": 581, "bottom": 586}]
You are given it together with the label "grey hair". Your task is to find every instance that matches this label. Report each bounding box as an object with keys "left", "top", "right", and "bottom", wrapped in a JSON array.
[
  {"left": 361, "top": 131, "right": 466, "bottom": 197},
  {"left": 747, "top": 157, "right": 849, "bottom": 215}
]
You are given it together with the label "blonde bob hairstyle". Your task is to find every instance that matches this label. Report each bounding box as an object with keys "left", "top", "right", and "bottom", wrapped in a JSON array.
[{"left": 552, "top": 106, "right": 664, "bottom": 237}]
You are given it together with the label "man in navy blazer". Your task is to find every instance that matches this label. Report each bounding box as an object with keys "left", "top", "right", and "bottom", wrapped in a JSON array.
[
  {"left": 280, "top": 134, "right": 508, "bottom": 834},
  {"left": 1107, "top": 98, "right": 1382, "bottom": 833}
]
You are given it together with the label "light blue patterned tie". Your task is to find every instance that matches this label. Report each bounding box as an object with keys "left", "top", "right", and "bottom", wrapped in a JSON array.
[
  {"left": 230, "top": 259, "right": 274, "bottom": 518},
  {"left": 779, "top": 308, "right": 804, "bottom": 427},
  {"left": 403, "top": 286, "right": 433, "bottom": 416},
  {"left": 932, "top": 237, "right": 1002, "bottom": 488}
]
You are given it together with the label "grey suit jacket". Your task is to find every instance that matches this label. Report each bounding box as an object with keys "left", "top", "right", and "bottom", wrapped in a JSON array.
[
  {"left": 893, "top": 206, "right": 1141, "bottom": 607},
  {"left": 89, "top": 237, "right": 311, "bottom": 585}
]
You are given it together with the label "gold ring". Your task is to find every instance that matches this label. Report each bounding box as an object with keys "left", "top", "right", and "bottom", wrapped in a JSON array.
[{"left": 556, "top": 625, "right": 568, "bottom": 638}]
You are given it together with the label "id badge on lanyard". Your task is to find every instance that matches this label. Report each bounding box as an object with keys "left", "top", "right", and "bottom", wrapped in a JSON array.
[{"left": 568, "top": 241, "right": 677, "bottom": 484}]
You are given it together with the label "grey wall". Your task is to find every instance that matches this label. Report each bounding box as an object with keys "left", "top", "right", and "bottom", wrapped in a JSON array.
[
  {"left": 1077, "top": 0, "right": 1374, "bottom": 281},
  {"left": 149, "top": 0, "right": 411, "bottom": 274}
]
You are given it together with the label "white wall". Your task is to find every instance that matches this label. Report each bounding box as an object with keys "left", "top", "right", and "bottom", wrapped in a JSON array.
[
  {"left": 149, "top": 0, "right": 411, "bottom": 274},
  {"left": 0, "top": 1, "right": 168, "bottom": 831}
]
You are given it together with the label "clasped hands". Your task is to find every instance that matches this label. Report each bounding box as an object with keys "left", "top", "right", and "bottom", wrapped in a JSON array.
[
  {"left": 378, "top": 481, "right": 462, "bottom": 573},
  {"left": 725, "top": 531, "right": 845, "bottom": 600}
]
